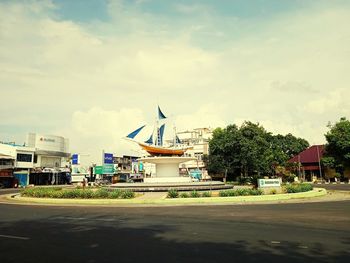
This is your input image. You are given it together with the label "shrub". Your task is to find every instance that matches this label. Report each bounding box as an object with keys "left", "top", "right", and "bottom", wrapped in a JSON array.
[
  {"left": 79, "top": 189, "right": 94, "bottom": 199},
  {"left": 219, "top": 188, "right": 263, "bottom": 197},
  {"left": 248, "top": 189, "right": 263, "bottom": 195},
  {"left": 167, "top": 189, "right": 179, "bottom": 198},
  {"left": 20, "top": 187, "right": 136, "bottom": 199},
  {"left": 270, "top": 189, "right": 277, "bottom": 195},
  {"left": 120, "top": 190, "right": 135, "bottom": 199},
  {"left": 201, "top": 191, "right": 211, "bottom": 197},
  {"left": 180, "top": 192, "right": 189, "bottom": 198},
  {"left": 109, "top": 189, "right": 122, "bottom": 199},
  {"left": 190, "top": 190, "right": 200, "bottom": 198},
  {"left": 284, "top": 183, "right": 313, "bottom": 193},
  {"left": 94, "top": 188, "right": 110, "bottom": 198},
  {"left": 61, "top": 189, "right": 81, "bottom": 198},
  {"left": 219, "top": 190, "right": 236, "bottom": 197}
]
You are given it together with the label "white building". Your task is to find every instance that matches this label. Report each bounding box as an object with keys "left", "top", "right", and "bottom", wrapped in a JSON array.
[
  {"left": 177, "top": 128, "right": 212, "bottom": 172},
  {"left": 27, "top": 133, "right": 70, "bottom": 168},
  {"left": 0, "top": 143, "right": 35, "bottom": 170},
  {"left": 0, "top": 142, "right": 36, "bottom": 186},
  {"left": 0, "top": 133, "right": 70, "bottom": 186}
]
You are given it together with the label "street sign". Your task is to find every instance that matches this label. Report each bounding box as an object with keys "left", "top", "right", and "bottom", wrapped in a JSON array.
[
  {"left": 258, "top": 178, "right": 281, "bottom": 188},
  {"left": 103, "top": 164, "right": 114, "bottom": 174},
  {"left": 94, "top": 166, "right": 103, "bottom": 175}
]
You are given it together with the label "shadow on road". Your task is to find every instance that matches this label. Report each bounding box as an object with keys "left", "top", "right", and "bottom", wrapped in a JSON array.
[{"left": 0, "top": 216, "right": 349, "bottom": 263}]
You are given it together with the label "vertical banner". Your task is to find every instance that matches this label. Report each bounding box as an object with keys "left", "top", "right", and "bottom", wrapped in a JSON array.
[
  {"left": 103, "top": 153, "right": 113, "bottom": 164},
  {"left": 103, "top": 152, "right": 114, "bottom": 174},
  {"left": 72, "top": 154, "right": 79, "bottom": 165}
]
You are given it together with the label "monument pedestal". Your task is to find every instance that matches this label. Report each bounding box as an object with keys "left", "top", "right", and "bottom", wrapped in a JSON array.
[{"left": 139, "top": 156, "right": 195, "bottom": 183}]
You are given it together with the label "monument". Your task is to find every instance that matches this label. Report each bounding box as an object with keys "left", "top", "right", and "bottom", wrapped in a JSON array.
[{"left": 125, "top": 106, "right": 195, "bottom": 183}]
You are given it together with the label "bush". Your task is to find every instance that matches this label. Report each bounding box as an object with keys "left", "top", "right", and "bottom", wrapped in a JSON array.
[
  {"left": 20, "top": 187, "right": 135, "bottom": 199},
  {"left": 120, "top": 190, "right": 135, "bottom": 199},
  {"left": 61, "top": 189, "right": 82, "bottom": 198},
  {"left": 249, "top": 189, "right": 263, "bottom": 195},
  {"left": 190, "top": 190, "right": 200, "bottom": 198},
  {"left": 219, "top": 190, "right": 236, "bottom": 197},
  {"left": 94, "top": 188, "right": 110, "bottom": 198},
  {"left": 219, "top": 188, "right": 263, "bottom": 197},
  {"left": 201, "top": 191, "right": 211, "bottom": 197},
  {"left": 180, "top": 192, "right": 189, "bottom": 198},
  {"left": 167, "top": 189, "right": 179, "bottom": 198},
  {"left": 109, "top": 189, "right": 122, "bottom": 199},
  {"left": 270, "top": 189, "right": 277, "bottom": 195},
  {"left": 284, "top": 183, "right": 313, "bottom": 193}
]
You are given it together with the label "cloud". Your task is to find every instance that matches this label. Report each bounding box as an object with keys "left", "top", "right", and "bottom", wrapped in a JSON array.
[{"left": 0, "top": 1, "right": 349, "bottom": 162}]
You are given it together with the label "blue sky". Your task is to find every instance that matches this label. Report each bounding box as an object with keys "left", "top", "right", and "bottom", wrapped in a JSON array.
[
  {"left": 1, "top": 0, "right": 350, "bottom": 161},
  {"left": 50, "top": 0, "right": 345, "bottom": 22}
]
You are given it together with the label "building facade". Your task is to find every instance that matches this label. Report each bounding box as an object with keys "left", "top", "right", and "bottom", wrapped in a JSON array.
[{"left": 0, "top": 133, "right": 70, "bottom": 187}]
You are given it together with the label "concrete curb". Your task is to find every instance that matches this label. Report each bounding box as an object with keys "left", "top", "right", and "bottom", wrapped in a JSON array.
[{"left": 3, "top": 188, "right": 327, "bottom": 207}]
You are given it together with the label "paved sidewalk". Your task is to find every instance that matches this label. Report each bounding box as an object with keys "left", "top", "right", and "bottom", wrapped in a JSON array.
[{"left": 136, "top": 192, "right": 168, "bottom": 200}]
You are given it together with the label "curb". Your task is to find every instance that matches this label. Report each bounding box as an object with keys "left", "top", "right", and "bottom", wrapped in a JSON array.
[{"left": 2, "top": 188, "right": 328, "bottom": 207}]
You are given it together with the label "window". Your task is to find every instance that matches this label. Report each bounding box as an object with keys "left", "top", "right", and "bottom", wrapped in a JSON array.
[
  {"left": 34, "top": 155, "right": 38, "bottom": 163},
  {"left": 16, "top": 153, "right": 32, "bottom": 162}
]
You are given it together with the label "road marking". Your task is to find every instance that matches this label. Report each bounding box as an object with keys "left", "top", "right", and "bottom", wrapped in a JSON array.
[
  {"left": 298, "top": 245, "right": 308, "bottom": 249},
  {"left": 270, "top": 241, "right": 280, "bottom": 244},
  {"left": 0, "top": 234, "right": 30, "bottom": 240}
]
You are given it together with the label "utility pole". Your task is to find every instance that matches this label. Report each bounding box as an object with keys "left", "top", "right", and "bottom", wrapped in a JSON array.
[{"left": 316, "top": 145, "right": 322, "bottom": 182}]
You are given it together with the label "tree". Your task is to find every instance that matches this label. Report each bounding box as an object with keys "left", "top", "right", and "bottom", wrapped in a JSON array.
[
  {"left": 207, "top": 122, "right": 309, "bottom": 181},
  {"left": 325, "top": 117, "right": 350, "bottom": 168},
  {"left": 268, "top": 133, "right": 309, "bottom": 166}
]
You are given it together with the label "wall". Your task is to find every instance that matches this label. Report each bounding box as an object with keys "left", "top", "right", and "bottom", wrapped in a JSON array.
[{"left": 27, "top": 133, "right": 69, "bottom": 153}]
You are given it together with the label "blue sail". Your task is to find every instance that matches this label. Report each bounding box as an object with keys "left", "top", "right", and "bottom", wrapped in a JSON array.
[
  {"left": 157, "top": 124, "right": 165, "bottom": 146},
  {"left": 158, "top": 106, "right": 166, "bottom": 120},
  {"left": 176, "top": 135, "right": 181, "bottom": 144},
  {"left": 126, "top": 125, "right": 145, "bottom": 139},
  {"left": 145, "top": 134, "right": 153, "bottom": 144}
]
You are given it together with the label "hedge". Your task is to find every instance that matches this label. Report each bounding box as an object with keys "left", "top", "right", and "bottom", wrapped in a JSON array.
[{"left": 21, "top": 187, "right": 135, "bottom": 199}]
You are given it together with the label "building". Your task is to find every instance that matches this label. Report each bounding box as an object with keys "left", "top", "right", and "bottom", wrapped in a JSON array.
[
  {"left": 288, "top": 145, "right": 325, "bottom": 181},
  {"left": 0, "top": 153, "right": 15, "bottom": 188},
  {"left": 27, "top": 133, "right": 69, "bottom": 168},
  {"left": 0, "top": 133, "right": 70, "bottom": 187},
  {"left": 0, "top": 142, "right": 36, "bottom": 186},
  {"left": 176, "top": 128, "right": 212, "bottom": 175},
  {"left": 26, "top": 133, "right": 70, "bottom": 185}
]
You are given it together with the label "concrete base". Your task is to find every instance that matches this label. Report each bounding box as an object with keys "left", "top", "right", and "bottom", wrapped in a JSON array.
[
  {"left": 144, "top": 177, "right": 192, "bottom": 184},
  {"left": 139, "top": 156, "right": 196, "bottom": 179}
]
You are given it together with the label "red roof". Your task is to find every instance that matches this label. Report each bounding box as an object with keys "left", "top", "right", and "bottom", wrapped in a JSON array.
[{"left": 288, "top": 145, "right": 325, "bottom": 164}]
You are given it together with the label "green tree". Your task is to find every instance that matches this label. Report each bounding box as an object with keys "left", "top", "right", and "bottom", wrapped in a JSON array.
[
  {"left": 268, "top": 133, "right": 309, "bottom": 166},
  {"left": 207, "top": 122, "right": 309, "bottom": 181},
  {"left": 325, "top": 117, "right": 350, "bottom": 168}
]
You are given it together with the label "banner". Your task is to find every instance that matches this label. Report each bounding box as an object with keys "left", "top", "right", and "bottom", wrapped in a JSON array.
[
  {"left": 72, "top": 154, "right": 79, "bottom": 165},
  {"left": 103, "top": 153, "right": 113, "bottom": 164}
]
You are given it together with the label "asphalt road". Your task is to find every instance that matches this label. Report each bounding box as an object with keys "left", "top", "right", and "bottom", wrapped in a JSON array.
[
  {"left": 0, "top": 201, "right": 349, "bottom": 263},
  {"left": 314, "top": 183, "right": 350, "bottom": 191}
]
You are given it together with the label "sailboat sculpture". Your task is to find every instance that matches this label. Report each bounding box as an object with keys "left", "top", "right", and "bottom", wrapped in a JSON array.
[{"left": 125, "top": 106, "right": 192, "bottom": 156}]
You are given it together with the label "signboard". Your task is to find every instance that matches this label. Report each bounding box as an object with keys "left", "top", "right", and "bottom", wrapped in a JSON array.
[
  {"left": 258, "top": 178, "right": 281, "bottom": 188},
  {"left": 139, "top": 162, "right": 143, "bottom": 172},
  {"left": 94, "top": 165, "right": 114, "bottom": 174},
  {"left": 71, "top": 154, "right": 79, "bottom": 165},
  {"left": 103, "top": 164, "right": 114, "bottom": 174},
  {"left": 103, "top": 153, "right": 113, "bottom": 164},
  {"left": 94, "top": 166, "right": 103, "bottom": 175}
]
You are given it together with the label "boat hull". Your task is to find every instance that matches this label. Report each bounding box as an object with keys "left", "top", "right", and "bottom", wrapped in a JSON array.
[{"left": 137, "top": 143, "right": 191, "bottom": 156}]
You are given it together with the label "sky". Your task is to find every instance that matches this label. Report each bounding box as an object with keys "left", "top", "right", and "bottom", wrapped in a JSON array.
[{"left": 0, "top": 0, "right": 349, "bottom": 164}]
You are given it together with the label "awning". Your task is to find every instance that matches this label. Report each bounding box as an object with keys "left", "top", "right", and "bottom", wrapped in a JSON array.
[{"left": 0, "top": 154, "right": 15, "bottom": 160}]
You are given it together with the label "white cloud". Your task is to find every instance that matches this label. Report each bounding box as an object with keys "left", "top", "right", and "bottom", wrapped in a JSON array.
[{"left": 1, "top": 1, "right": 349, "bottom": 161}]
